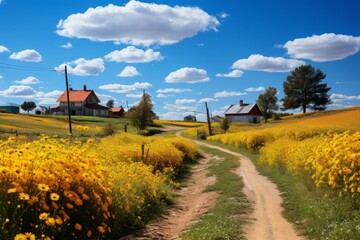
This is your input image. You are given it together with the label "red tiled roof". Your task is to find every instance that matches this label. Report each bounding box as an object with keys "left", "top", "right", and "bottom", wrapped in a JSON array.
[
  {"left": 57, "top": 90, "right": 99, "bottom": 102},
  {"left": 109, "top": 107, "right": 124, "bottom": 112}
]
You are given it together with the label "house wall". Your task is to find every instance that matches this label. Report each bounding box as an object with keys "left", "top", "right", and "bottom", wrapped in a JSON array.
[{"left": 227, "top": 115, "right": 262, "bottom": 123}]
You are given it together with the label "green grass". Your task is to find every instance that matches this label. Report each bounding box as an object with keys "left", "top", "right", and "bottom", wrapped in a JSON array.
[
  {"left": 206, "top": 140, "right": 360, "bottom": 240},
  {"left": 180, "top": 146, "right": 249, "bottom": 240}
]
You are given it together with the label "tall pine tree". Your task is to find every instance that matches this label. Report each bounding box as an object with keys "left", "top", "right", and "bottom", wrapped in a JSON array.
[{"left": 282, "top": 65, "right": 331, "bottom": 113}]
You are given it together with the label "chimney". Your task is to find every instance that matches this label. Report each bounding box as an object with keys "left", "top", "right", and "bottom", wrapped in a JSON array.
[
  {"left": 240, "top": 100, "right": 243, "bottom": 106},
  {"left": 83, "top": 85, "right": 87, "bottom": 91},
  {"left": 69, "top": 87, "right": 73, "bottom": 91}
]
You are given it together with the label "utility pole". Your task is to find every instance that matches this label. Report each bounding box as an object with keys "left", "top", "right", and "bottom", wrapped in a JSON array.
[
  {"left": 205, "top": 102, "right": 212, "bottom": 136},
  {"left": 65, "top": 66, "right": 72, "bottom": 135}
]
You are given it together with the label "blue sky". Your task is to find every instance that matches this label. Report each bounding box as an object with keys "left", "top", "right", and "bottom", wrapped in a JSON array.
[{"left": 0, "top": 0, "right": 359, "bottom": 121}]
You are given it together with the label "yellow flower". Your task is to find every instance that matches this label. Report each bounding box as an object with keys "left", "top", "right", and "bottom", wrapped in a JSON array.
[
  {"left": 66, "top": 203, "right": 74, "bottom": 209},
  {"left": 14, "top": 234, "right": 26, "bottom": 240},
  {"left": 24, "top": 232, "right": 36, "bottom": 240},
  {"left": 75, "top": 223, "right": 82, "bottom": 231},
  {"left": 87, "top": 138, "right": 95, "bottom": 145},
  {"left": 45, "top": 217, "right": 56, "bottom": 226},
  {"left": 50, "top": 193, "right": 60, "bottom": 201},
  {"left": 19, "top": 193, "right": 30, "bottom": 201},
  {"left": 37, "top": 183, "right": 50, "bottom": 192},
  {"left": 39, "top": 213, "right": 49, "bottom": 220},
  {"left": 8, "top": 188, "right": 17, "bottom": 193}
]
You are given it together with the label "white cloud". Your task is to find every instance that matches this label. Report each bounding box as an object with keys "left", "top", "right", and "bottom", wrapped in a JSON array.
[
  {"left": 56, "top": 1, "right": 219, "bottom": 46},
  {"left": 283, "top": 33, "right": 360, "bottom": 62},
  {"left": 99, "top": 82, "right": 152, "bottom": 93},
  {"left": 198, "top": 98, "right": 218, "bottom": 104},
  {"left": 55, "top": 58, "right": 105, "bottom": 76},
  {"left": 0, "top": 86, "right": 62, "bottom": 104},
  {"left": 330, "top": 93, "right": 360, "bottom": 103},
  {"left": 0, "top": 45, "right": 9, "bottom": 53},
  {"left": 156, "top": 93, "right": 169, "bottom": 98},
  {"left": 95, "top": 92, "right": 116, "bottom": 104},
  {"left": 61, "top": 42, "right": 72, "bottom": 48},
  {"left": 216, "top": 69, "right": 244, "bottom": 78},
  {"left": 219, "top": 12, "right": 229, "bottom": 19},
  {"left": 165, "top": 67, "right": 209, "bottom": 83},
  {"left": 105, "top": 46, "right": 163, "bottom": 63},
  {"left": 175, "top": 99, "right": 196, "bottom": 104},
  {"left": 231, "top": 54, "right": 305, "bottom": 72},
  {"left": 0, "top": 85, "right": 37, "bottom": 97},
  {"left": 117, "top": 66, "right": 141, "bottom": 77},
  {"left": 14, "top": 76, "right": 40, "bottom": 85},
  {"left": 126, "top": 93, "right": 143, "bottom": 98},
  {"left": 245, "top": 86, "right": 265, "bottom": 92},
  {"left": 0, "top": 75, "right": 3, "bottom": 79},
  {"left": 158, "top": 111, "right": 185, "bottom": 120},
  {"left": 10, "top": 49, "right": 42, "bottom": 62},
  {"left": 157, "top": 88, "right": 191, "bottom": 93},
  {"left": 214, "top": 91, "right": 247, "bottom": 98},
  {"left": 163, "top": 103, "right": 196, "bottom": 112}
]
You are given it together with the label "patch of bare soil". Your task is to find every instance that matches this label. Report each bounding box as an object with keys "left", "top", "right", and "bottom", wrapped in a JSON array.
[
  {"left": 191, "top": 140, "right": 307, "bottom": 240},
  {"left": 119, "top": 153, "right": 218, "bottom": 240}
]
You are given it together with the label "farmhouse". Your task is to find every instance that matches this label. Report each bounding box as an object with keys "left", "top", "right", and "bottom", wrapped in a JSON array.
[
  {"left": 109, "top": 106, "right": 125, "bottom": 118},
  {"left": 225, "top": 100, "right": 262, "bottom": 123},
  {"left": 54, "top": 85, "right": 109, "bottom": 117}
]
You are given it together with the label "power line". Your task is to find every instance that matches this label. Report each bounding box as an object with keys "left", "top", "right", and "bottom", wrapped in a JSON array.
[{"left": 0, "top": 62, "right": 55, "bottom": 72}]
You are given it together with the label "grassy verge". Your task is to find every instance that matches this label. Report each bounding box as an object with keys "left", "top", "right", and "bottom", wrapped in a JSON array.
[
  {"left": 180, "top": 146, "right": 249, "bottom": 240},
  {"left": 206, "top": 139, "right": 360, "bottom": 240}
]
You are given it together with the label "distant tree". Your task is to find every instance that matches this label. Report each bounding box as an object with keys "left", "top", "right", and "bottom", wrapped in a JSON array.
[
  {"left": 257, "top": 87, "right": 279, "bottom": 122},
  {"left": 282, "top": 65, "right": 332, "bottom": 113},
  {"left": 220, "top": 116, "right": 231, "bottom": 133},
  {"left": 184, "top": 115, "right": 196, "bottom": 122},
  {"left": 126, "top": 92, "right": 154, "bottom": 131},
  {"left": 106, "top": 100, "right": 114, "bottom": 108},
  {"left": 21, "top": 101, "right": 37, "bottom": 114}
]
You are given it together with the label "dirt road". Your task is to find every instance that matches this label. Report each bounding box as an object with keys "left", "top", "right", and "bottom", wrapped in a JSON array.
[{"left": 192, "top": 139, "right": 306, "bottom": 240}]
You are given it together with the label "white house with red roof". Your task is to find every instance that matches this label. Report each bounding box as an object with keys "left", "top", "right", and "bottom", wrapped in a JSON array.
[
  {"left": 53, "top": 85, "right": 109, "bottom": 117},
  {"left": 225, "top": 100, "right": 262, "bottom": 123}
]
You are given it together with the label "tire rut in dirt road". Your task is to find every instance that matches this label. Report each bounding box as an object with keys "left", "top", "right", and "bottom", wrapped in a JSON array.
[
  {"left": 119, "top": 153, "right": 218, "bottom": 240},
  {"left": 191, "top": 139, "right": 307, "bottom": 240}
]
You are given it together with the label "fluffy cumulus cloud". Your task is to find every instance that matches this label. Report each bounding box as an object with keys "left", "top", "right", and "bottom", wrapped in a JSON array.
[
  {"left": 10, "top": 49, "right": 42, "bottom": 62},
  {"left": 157, "top": 88, "right": 191, "bottom": 93},
  {"left": 105, "top": 46, "right": 163, "bottom": 63},
  {"left": 56, "top": 1, "right": 219, "bottom": 46},
  {"left": 14, "top": 76, "right": 40, "bottom": 85},
  {"left": 0, "top": 45, "right": 9, "bottom": 53},
  {"left": 61, "top": 42, "right": 72, "bottom": 48},
  {"left": 117, "top": 66, "right": 141, "bottom": 77},
  {"left": 198, "top": 98, "right": 218, "bottom": 104},
  {"left": 175, "top": 99, "right": 196, "bottom": 104},
  {"left": 0, "top": 86, "right": 62, "bottom": 104},
  {"left": 245, "top": 86, "right": 265, "bottom": 92},
  {"left": 231, "top": 54, "right": 305, "bottom": 72},
  {"left": 165, "top": 67, "right": 209, "bottom": 83},
  {"left": 126, "top": 93, "right": 144, "bottom": 98},
  {"left": 99, "top": 82, "right": 152, "bottom": 93},
  {"left": 283, "top": 33, "right": 360, "bottom": 62},
  {"left": 55, "top": 58, "right": 105, "bottom": 76},
  {"left": 330, "top": 93, "right": 360, "bottom": 103},
  {"left": 216, "top": 70, "right": 244, "bottom": 78},
  {"left": 214, "top": 91, "right": 247, "bottom": 98}
]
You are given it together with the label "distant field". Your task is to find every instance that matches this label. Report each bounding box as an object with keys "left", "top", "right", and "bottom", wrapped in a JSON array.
[{"left": 0, "top": 113, "right": 135, "bottom": 139}]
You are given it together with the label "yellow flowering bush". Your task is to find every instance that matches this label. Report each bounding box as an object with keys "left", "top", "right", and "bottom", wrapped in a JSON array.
[
  {"left": 0, "top": 136, "right": 112, "bottom": 240},
  {"left": 307, "top": 131, "right": 360, "bottom": 193}
]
